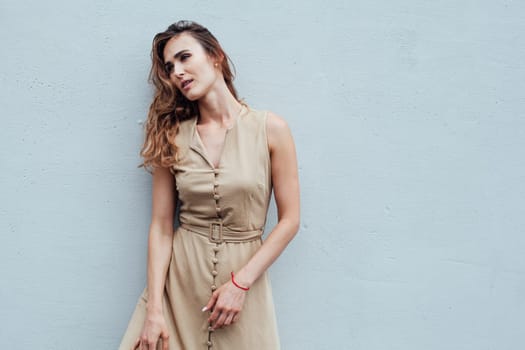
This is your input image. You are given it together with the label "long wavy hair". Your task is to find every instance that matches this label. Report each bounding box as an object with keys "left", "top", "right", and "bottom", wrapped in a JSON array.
[{"left": 139, "top": 20, "right": 239, "bottom": 171}]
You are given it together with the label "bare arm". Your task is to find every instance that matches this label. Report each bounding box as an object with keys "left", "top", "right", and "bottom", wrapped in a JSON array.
[
  {"left": 234, "top": 111, "right": 300, "bottom": 287},
  {"left": 146, "top": 166, "right": 176, "bottom": 313},
  {"left": 135, "top": 166, "right": 176, "bottom": 350},
  {"left": 206, "top": 111, "right": 300, "bottom": 329}
]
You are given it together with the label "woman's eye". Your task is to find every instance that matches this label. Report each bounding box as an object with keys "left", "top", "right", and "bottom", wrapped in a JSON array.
[{"left": 181, "top": 54, "right": 190, "bottom": 61}]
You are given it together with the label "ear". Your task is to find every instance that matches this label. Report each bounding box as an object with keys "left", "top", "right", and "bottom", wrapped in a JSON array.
[{"left": 214, "top": 53, "right": 225, "bottom": 67}]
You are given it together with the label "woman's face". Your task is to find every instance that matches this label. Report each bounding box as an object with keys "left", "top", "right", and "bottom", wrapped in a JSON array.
[{"left": 162, "top": 33, "right": 221, "bottom": 101}]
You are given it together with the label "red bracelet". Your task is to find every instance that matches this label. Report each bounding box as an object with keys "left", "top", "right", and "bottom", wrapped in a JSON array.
[{"left": 230, "top": 271, "right": 250, "bottom": 291}]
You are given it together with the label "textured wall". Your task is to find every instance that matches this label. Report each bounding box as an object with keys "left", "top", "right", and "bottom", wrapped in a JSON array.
[{"left": 1, "top": 1, "right": 525, "bottom": 349}]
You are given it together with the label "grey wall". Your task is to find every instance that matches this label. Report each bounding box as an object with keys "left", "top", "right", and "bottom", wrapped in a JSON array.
[{"left": 1, "top": 1, "right": 524, "bottom": 349}]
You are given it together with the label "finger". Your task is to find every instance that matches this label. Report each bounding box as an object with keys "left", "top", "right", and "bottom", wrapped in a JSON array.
[
  {"left": 213, "top": 311, "right": 228, "bottom": 329},
  {"left": 204, "top": 292, "right": 219, "bottom": 312},
  {"left": 133, "top": 338, "right": 140, "bottom": 350},
  {"left": 223, "top": 312, "right": 235, "bottom": 326},
  {"left": 161, "top": 333, "right": 169, "bottom": 350},
  {"left": 208, "top": 304, "right": 222, "bottom": 324},
  {"left": 149, "top": 339, "right": 159, "bottom": 350},
  {"left": 233, "top": 313, "right": 240, "bottom": 323}
]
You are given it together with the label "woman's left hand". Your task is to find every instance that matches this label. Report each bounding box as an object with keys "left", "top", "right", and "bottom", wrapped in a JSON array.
[{"left": 203, "top": 280, "right": 247, "bottom": 330}]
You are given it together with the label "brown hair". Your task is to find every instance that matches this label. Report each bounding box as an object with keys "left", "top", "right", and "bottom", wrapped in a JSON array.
[{"left": 139, "top": 20, "right": 239, "bottom": 171}]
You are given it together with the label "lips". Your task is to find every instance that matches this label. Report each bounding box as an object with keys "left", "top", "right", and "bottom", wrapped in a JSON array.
[{"left": 181, "top": 79, "right": 193, "bottom": 90}]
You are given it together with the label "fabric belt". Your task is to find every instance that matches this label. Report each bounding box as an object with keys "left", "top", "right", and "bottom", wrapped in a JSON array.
[{"left": 180, "top": 222, "right": 263, "bottom": 243}]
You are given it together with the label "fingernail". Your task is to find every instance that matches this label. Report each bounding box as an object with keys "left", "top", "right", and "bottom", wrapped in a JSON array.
[{"left": 201, "top": 306, "right": 208, "bottom": 312}]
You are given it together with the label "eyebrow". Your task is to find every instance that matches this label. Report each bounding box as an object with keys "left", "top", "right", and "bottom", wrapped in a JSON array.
[{"left": 164, "top": 49, "right": 189, "bottom": 65}]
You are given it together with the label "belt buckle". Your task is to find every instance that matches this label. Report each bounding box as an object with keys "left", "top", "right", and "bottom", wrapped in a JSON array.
[{"left": 209, "top": 221, "right": 223, "bottom": 243}]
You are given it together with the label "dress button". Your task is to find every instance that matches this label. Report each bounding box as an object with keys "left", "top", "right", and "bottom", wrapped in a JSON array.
[
  {"left": 215, "top": 207, "right": 221, "bottom": 213},
  {"left": 212, "top": 270, "right": 218, "bottom": 276},
  {"left": 213, "top": 246, "right": 220, "bottom": 252},
  {"left": 213, "top": 182, "right": 219, "bottom": 188},
  {"left": 207, "top": 341, "right": 213, "bottom": 346},
  {"left": 211, "top": 285, "right": 217, "bottom": 291},
  {"left": 208, "top": 326, "right": 214, "bottom": 332},
  {"left": 212, "top": 258, "right": 218, "bottom": 264},
  {"left": 213, "top": 194, "right": 220, "bottom": 200}
]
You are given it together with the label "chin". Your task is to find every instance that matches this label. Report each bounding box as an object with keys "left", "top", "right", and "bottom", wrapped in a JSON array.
[
  {"left": 185, "top": 93, "right": 200, "bottom": 102},
  {"left": 185, "top": 89, "right": 206, "bottom": 102}
]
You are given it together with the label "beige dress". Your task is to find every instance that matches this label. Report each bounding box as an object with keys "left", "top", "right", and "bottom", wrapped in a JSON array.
[{"left": 119, "top": 105, "right": 280, "bottom": 350}]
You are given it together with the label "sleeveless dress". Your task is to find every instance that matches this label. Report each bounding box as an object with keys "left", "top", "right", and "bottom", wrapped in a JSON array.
[{"left": 119, "top": 105, "right": 280, "bottom": 350}]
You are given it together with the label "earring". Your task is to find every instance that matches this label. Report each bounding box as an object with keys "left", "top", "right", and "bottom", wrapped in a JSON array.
[{"left": 214, "top": 62, "right": 218, "bottom": 67}]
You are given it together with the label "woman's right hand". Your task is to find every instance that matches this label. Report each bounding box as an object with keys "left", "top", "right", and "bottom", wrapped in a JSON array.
[{"left": 133, "top": 311, "right": 169, "bottom": 350}]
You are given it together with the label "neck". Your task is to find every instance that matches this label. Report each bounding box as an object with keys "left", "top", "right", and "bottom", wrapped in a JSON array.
[{"left": 197, "top": 80, "right": 242, "bottom": 127}]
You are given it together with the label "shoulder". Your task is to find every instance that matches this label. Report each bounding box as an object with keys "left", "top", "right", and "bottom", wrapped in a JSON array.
[
  {"left": 243, "top": 106, "right": 292, "bottom": 146},
  {"left": 174, "top": 117, "right": 196, "bottom": 144},
  {"left": 243, "top": 106, "right": 288, "bottom": 134},
  {"left": 264, "top": 111, "right": 293, "bottom": 152},
  {"left": 179, "top": 116, "right": 195, "bottom": 130},
  {"left": 265, "top": 111, "right": 289, "bottom": 133}
]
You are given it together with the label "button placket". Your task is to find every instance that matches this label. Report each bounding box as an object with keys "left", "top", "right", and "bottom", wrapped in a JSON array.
[
  {"left": 208, "top": 168, "right": 222, "bottom": 349},
  {"left": 208, "top": 242, "right": 220, "bottom": 348}
]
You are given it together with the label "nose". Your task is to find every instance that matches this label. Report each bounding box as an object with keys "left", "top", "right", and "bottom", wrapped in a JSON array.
[{"left": 173, "top": 63, "right": 185, "bottom": 77}]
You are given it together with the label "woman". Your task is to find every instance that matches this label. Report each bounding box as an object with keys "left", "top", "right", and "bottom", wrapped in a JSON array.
[{"left": 119, "top": 20, "right": 300, "bottom": 350}]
